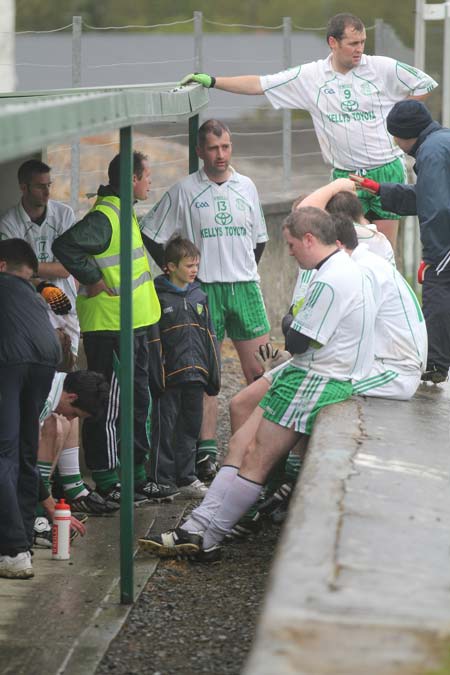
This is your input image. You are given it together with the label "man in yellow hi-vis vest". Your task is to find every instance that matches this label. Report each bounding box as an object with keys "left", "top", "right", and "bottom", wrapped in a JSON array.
[{"left": 53, "top": 151, "right": 177, "bottom": 505}]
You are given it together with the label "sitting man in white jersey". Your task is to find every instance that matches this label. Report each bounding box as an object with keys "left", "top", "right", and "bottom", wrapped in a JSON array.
[
  {"left": 139, "top": 207, "right": 376, "bottom": 561},
  {"left": 179, "top": 13, "right": 437, "bottom": 249},
  {"left": 230, "top": 179, "right": 394, "bottom": 434},
  {"left": 0, "top": 159, "right": 80, "bottom": 361},
  {"left": 34, "top": 369, "right": 115, "bottom": 548},
  {"left": 333, "top": 213, "right": 427, "bottom": 399},
  {"left": 141, "top": 119, "right": 270, "bottom": 480}
]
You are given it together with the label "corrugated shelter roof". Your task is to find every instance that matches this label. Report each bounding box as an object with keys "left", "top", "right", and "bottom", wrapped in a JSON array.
[{"left": 0, "top": 82, "right": 208, "bottom": 161}]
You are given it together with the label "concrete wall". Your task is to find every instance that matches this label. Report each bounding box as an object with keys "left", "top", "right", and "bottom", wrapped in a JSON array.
[{"left": 260, "top": 200, "right": 298, "bottom": 340}]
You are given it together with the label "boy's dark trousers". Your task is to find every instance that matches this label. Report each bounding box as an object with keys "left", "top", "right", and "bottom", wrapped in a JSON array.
[{"left": 150, "top": 383, "right": 204, "bottom": 487}]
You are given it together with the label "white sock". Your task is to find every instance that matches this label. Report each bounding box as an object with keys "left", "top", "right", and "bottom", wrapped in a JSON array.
[
  {"left": 181, "top": 465, "right": 238, "bottom": 533},
  {"left": 202, "top": 475, "right": 263, "bottom": 549},
  {"left": 58, "top": 446, "right": 89, "bottom": 498}
]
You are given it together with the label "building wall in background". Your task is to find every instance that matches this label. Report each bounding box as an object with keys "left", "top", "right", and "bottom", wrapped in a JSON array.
[{"left": 0, "top": 0, "right": 15, "bottom": 92}]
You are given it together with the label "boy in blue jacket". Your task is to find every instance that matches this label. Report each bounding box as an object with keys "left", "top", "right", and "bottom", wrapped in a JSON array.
[{"left": 150, "top": 236, "right": 221, "bottom": 498}]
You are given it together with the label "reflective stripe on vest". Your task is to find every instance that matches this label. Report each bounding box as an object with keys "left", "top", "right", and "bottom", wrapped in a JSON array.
[{"left": 76, "top": 195, "right": 161, "bottom": 332}]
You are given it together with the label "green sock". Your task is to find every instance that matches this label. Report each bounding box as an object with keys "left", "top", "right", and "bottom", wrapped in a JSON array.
[
  {"left": 35, "top": 504, "right": 46, "bottom": 517},
  {"left": 265, "top": 455, "right": 287, "bottom": 495},
  {"left": 134, "top": 463, "right": 147, "bottom": 485},
  {"left": 37, "top": 461, "right": 53, "bottom": 494},
  {"left": 285, "top": 452, "right": 302, "bottom": 483},
  {"left": 92, "top": 468, "right": 120, "bottom": 492},
  {"left": 60, "top": 473, "right": 88, "bottom": 500},
  {"left": 197, "top": 439, "right": 218, "bottom": 461}
]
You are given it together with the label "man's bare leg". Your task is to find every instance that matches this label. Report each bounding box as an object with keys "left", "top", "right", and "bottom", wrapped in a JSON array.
[
  {"left": 373, "top": 218, "right": 399, "bottom": 250},
  {"left": 202, "top": 418, "right": 299, "bottom": 548},
  {"left": 229, "top": 377, "right": 269, "bottom": 434},
  {"left": 233, "top": 333, "right": 270, "bottom": 384}
]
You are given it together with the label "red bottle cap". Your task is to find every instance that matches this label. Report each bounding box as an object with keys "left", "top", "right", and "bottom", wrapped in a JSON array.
[{"left": 55, "top": 498, "right": 71, "bottom": 511}]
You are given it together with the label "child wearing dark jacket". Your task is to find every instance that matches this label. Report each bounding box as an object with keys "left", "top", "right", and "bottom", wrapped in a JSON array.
[{"left": 150, "top": 236, "right": 220, "bottom": 498}]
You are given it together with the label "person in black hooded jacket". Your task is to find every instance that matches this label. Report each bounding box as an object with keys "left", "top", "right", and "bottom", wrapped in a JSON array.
[{"left": 150, "top": 236, "right": 220, "bottom": 498}]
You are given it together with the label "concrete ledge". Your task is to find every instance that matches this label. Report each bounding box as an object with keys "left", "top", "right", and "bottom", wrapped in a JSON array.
[{"left": 245, "top": 387, "right": 450, "bottom": 674}]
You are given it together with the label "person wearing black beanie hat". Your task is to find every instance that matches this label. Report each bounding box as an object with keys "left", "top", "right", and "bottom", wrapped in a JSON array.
[
  {"left": 352, "top": 104, "right": 450, "bottom": 384},
  {"left": 387, "top": 100, "right": 433, "bottom": 140}
]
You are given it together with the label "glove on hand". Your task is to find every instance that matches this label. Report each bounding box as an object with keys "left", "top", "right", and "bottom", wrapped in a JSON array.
[
  {"left": 254, "top": 342, "right": 291, "bottom": 372},
  {"left": 37, "top": 282, "right": 72, "bottom": 315},
  {"left": 179, "top": 72, "right": 216, "bottom": 88},
  {"left": 417, "top": 260, "right": 429, "bottom": 285}
]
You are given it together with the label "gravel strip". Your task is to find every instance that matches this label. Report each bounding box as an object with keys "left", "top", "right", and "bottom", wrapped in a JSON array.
[{"left": 97, "top": 342, "right": 282, "bottom": 675}]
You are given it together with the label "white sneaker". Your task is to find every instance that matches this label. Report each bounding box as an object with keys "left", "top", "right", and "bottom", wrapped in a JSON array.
[
  {"left": 178, "top": 479, "right": 208, "bottom": 499},
  {"left": 0, "top": 551, "right": 34, "bottom": 579}
]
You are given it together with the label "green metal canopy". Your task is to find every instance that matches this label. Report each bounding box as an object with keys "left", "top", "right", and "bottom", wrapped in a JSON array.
[{"left": 0, "top": 82, "right": 208, "bottom": 162}]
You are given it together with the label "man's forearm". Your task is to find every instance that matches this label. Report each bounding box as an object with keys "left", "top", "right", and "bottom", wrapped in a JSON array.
[
  {"left": 214, "top": 75, "right": 263, "bottom": 95},
  {"left": 38, "top": 261, "right": 70, "bottom": 279}
]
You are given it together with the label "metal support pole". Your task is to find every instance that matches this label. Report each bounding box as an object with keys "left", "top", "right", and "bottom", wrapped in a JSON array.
[
  {"left": 374, "top": 18, "right": 384, "bottom": 55},
  {"left": 71, "top": 16, "right": 82, "bottom": 214},
  {"left": 282, "top": 17, "right": 292, "bottom": 193},
  {"left": 189, "top": 115, "right": 199, "bottom": 174},
  {"left": 414, "top": 0, "right": 426, "bottom": 70},
  {"left": 442, "top": 1, "right": 450, "bottom": 127},
  {"left": 193, "top": 11, "right": 203, "bottom": 72},
  {"left": 119, "top": 126, "right": 134, "bottom": 605}
]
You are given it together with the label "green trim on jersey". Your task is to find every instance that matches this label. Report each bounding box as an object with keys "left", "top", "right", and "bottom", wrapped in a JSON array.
[
  {"left": 352, "top": 369, "right": 398, "bottom": 394},
  {"left": 263, "top": 65, "right": 302, "bottom": 92}
]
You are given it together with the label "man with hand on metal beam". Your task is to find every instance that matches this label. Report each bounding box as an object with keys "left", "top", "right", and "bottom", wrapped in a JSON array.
[
  {"left": 180, "top": 12, "right": 437, "bottom": 250},
  {"left": 52, "top": 151, "right": 175, "bottom": 506}
]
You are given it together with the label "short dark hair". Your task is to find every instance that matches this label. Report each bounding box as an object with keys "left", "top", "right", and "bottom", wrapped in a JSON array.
[
  {"left": 326, "top": 13, "right": 365, "bottom": 44},
  {"left": 291, "top": 194, "right": 310, "bottom": 212},
  {"left": 332, "top": 213, "right": 358, "bottom": 250},
  {"left": 0, "top": 238, "right": 38, "bottom": 275},
  {"left": 63, "top": 370, "right": 110, "bottom": 420},
  {"left": 326, "top": 191, "right": 364, "bottom": 222},
  {"left": 283, "top": 207, "right": 336, "bottom": 245},
  {"left": 18, "top": 159, "right": 51, "bottom": 185},
  {"left": 108, "top": 151, "right": 148, "bottom": 189},
  {"left": 164, "top": 235, "right": 200, "bottom": 267},
  {"left": 197, "top": 119, "right": 230, "bottom": 148}
]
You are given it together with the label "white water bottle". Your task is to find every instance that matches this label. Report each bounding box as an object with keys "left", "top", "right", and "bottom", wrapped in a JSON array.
[{"left": 52, "top": 498, "right": 71, "bottom": 560}]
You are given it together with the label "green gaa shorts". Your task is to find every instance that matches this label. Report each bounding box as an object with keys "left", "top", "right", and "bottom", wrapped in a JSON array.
[
  {"left": 200, "top": 281, "right": 270, "bottom": 342},
  {"left": 259, "top": 364, "right": 353, "bottom": 435},
  {"left": 333, "top": 157, "right": 406, "bottom": 220}
]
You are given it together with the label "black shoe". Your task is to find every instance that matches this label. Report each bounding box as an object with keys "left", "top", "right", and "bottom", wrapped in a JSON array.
[
  {"left": 139, "top": 527, "right": 202, "bottom": 557},
  {"left": 69, "top": 488, "right": 120, "bottom": 515},
  {"left": 257, "top": 482, "right": 293, "bottom": 518},
  {"left": 135, "top": 480, "right": 180, "bottom": 502},
  {"left": 192, "top": 544, "right": 222, "bottom": 564},
  {"left": 270, "top": 501, "right": 289, "bottom": 525},
  {"left": 97, "top": 483, "right": 149, "bottom": 507},
  {"left": 196, "top": 455, "right": 219, "bottom": 482},
  {"left": 421, "top": 366, "right": 448, "bottom": 384},
  {"left": 227, "top": 512, "right": 261, "bottom": 540}
]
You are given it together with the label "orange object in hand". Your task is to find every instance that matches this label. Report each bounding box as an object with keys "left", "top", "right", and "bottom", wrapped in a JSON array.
[{"left": 37, "top": 282, "right": 72, "bottom": 315}]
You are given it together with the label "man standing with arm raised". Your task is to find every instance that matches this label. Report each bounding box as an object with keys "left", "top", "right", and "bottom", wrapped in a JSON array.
[{"left": 180, "top": 13, "right": 437, "bottom": 249}]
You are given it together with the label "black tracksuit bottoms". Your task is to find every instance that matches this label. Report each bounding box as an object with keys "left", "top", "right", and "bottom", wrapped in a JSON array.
[
  {"left": 82, "top": 332, "right": 150, "bottom": 471},
  {"left": 0, "top": 364, "right": 55, "bottom": 555},
  {"left": 150, "top": 383, "right": 204, "bottom": 487},
  {"left": 422, "top": 265, "right": 450, "bottom": 374}
]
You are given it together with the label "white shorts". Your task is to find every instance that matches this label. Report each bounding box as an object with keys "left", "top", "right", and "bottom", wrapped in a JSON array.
[{"left": 352, "top": 360, "right": 421, "bottom": 401}]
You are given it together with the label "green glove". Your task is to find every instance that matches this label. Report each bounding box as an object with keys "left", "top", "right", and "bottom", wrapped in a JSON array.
[{"left": 179, "top": 72, "right": 216, "bottom": 88}]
